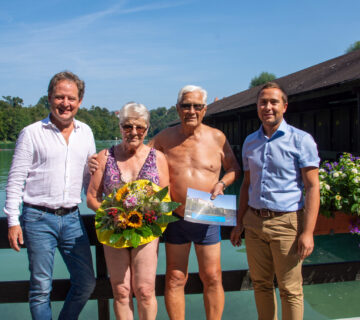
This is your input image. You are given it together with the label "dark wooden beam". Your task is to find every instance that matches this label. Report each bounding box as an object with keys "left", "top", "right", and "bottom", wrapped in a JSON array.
[{"left": 1, "top": 261, "right": 359, "bottom": 303}]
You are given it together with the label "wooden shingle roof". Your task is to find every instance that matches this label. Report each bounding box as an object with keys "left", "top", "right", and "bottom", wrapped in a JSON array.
[{"left": 206, "top": 49, "right": 360, "bottom": 117}]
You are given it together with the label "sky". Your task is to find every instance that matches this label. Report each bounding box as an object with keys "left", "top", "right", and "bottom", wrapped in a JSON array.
[
  {"left": 0, "top": 0, "right": 359, "bottom": 111},
  {"left": 187, "top": 188, "right": 236, "bottom": 210}
]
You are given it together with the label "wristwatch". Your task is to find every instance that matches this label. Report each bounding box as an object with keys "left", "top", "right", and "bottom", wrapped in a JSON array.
[{"left": 218, "top": 180, "right": 227, "bottom": 190}]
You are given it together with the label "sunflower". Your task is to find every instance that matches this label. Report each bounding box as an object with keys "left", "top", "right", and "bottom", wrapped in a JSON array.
[
  {"left": 115, "top": 186, "right": 129, "bottom": 202},
  {"left": 127, "top": 211, "right": 143, "bottom": 228},
  {"left": 115, "top": 212, "right": 128, "bottom": 229}
]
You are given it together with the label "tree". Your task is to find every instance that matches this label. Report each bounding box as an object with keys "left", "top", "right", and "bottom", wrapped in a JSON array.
[
  {"left": 36, "top": 95, "right": 49, "bottom": 109},
  {"left": 0, "top": 94, "right": 178, "bottom": 141},
  {"left": 249, "top": 72, "right": 276, "bottom": 88},
  {"left": 346, "top": 41, "right": 360, "bottom": 53},
  {"left": 148, "top": 106, "right": 178, "bottom": 137},
  {"left": 1, "top": 96, "right": 24, "bottom": 107}
]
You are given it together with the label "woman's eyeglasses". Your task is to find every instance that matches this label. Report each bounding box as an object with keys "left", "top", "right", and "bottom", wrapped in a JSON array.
[
  {"left": 179, "top": 103, "right": 205, "bottom": 111},
  {"left": 121, "top": 124, "right": 147, "bottom": 134}
]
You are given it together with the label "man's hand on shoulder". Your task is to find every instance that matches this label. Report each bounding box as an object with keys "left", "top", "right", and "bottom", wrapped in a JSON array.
[
  {"left": 88, "top": 153, "right": 99, "bottom": 174},
  {"left": 297, "top": 231, "right": 314, "bottom": 260},
  {"left": 8, "top": 225, "right": 24, "bottom": 252}
]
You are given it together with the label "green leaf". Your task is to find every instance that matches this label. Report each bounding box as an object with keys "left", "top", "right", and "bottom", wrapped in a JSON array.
[
  {"left": 154, "top": 186, "right": 169, "bottom": 201},
  {"left": 95, "top": 209, "right": 106, "bottom": 217},
  {"left": 137, "top": 225, "right": 153, "bottom": 237},
  {"left": 131, "top": 232, "right": 141, "bottom": 248},
  {"left": 156, "top": 214, "right": 179, "bottom": 224},
  {"left": 95, "top": 215, "right": 104, "bottom": 222},
  {"left": 123, "top": 229, "right": 133, "bottom": 240},
  {"left": 109, "top": 233, "right": 123, "bottom": 245},
  {"left": 319, "top": 209, "right": 332, "bottom": 218},
  {"left": 95, "top": 222, "right": 103, "bottom": 229},
  {"left": 150, "top": 223, "right": 162, "bottom": 237},
  {"left": 100, "top": 225, "right": 110, "bottom": 232},
  {"left": 351, "top": 203, "right": 359, "bottom": 213},
  {"left": 156, "top": 202, "right": 181, "bottom": 213}
]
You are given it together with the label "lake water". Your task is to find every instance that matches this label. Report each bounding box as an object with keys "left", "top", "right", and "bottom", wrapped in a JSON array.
[{"left": 1, "top": 141, "right": 360, "bottom": 319}]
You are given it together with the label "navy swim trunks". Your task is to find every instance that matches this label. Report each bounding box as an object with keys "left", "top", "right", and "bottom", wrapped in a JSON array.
[{"left": 163, "top": 213, "right": 221, "bottom": 245}]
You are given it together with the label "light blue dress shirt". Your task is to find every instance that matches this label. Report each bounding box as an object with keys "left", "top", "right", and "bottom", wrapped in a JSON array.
[{"left": 242, "top": 119, "right": 320, "bottom": 212}]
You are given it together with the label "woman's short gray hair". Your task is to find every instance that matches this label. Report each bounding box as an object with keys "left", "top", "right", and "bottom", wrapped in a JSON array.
[
  {"left": 117, "top": 102, "right": 150, "bottom": 126},
  {"left": 177, "top": 85, "right": 207, "bottom": 104}
]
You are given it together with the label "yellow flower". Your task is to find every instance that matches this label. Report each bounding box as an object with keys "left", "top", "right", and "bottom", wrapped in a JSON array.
[
  {"left": 127, "top": 211, "right": 143, "bottom": 228},
  {"left": 115, "top": 212, "right": 128, "bottom": 229},
  {"left": 335, "top": 195, "right": 342, "bottom": 201},
  {"left": 115, "top": 186, "right": 129, "bottom": 202},
  {"left": 144, "top": 184, "right": 155, "bottom": 196}
]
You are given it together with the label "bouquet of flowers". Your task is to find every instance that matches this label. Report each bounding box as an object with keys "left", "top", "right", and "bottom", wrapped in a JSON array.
[{"left": 95, "top": 179, "right": 180, "bottom": 248}]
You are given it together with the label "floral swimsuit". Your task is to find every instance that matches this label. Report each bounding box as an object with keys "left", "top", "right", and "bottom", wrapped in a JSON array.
[{"left": 103, "top": 146, "right": 160, "bottom": 196}]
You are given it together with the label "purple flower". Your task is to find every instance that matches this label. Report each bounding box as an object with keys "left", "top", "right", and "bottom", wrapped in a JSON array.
[
  {"left": 123, "top": 195, "right": 138, "bottom": 208},
  {"left": 349, "top": 220, "right": 360, "bottom": 235},
  {"left": 325, "top": 163, "right": 332, "bottom": 171}
]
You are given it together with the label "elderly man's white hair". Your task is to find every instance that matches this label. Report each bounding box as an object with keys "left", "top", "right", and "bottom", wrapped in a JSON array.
[{"left": 177, "top": 85, "right": 208, "bottom": 105}]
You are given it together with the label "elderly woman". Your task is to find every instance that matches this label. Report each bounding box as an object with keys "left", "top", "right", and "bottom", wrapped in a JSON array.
[{"left": 87, "top": 102, "right": 169, "bottom": 320}]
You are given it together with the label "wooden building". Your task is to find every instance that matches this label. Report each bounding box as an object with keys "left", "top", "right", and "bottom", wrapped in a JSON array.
[{"left": 203, "top": 49, "right": 360, "bottom": 161}]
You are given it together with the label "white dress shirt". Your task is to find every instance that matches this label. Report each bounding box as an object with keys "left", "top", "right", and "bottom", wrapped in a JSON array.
[{"left": 4, "top": 116, "right": 96, "bottom": 227}]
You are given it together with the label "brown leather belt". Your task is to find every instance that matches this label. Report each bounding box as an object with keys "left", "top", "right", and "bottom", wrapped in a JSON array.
[
  {"left": 24, "top": 202, "right": 78, "bottom": 216},
  {"left": 249, "top": 206, "right": 290, "bottom": 219}
]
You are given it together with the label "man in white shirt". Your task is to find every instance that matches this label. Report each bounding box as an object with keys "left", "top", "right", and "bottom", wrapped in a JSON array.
[{"left": 4, "top": 71, "right": 96, "bottom": 320}]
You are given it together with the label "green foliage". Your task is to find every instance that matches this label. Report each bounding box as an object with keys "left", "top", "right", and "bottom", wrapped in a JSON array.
[
  {"left": 76, "top": 106, "right": 119, "bottom": 140},
  {"left": 156, "top": 214, "right": 180, "bottom": 224},
  {"left": 249, "top": 72, "right": 276, "bottom": 88},
  {"left": 2, "top": 96, "right": 24, "bottom": 107},
  {"left": 149, "top": 223, "right": 162, "bottom": 237},
  {"left": 37, "top": 95, "right": 49, "bottom": 109},
  {"left": 0, "top": 95, "right": 178, "bottom": 141},
  {"left": 109, "top": 233, "right": 122, "bottom": 244},
  {"left": 0, "top": 96, "right": 119, "bottom": 141},
  {"left": 148, "top": 106, "right": 178, "bottom": 137},
  {"left": 346, "top": 41, "right": 360, "bottom": 53},
  {"left": 154, "top": 186, "right": 169, "bottom": 201},
  {"left": 319, "top": 153, "right": 360, "bottom": 217},
  {"left": 131, "top": 231, "right": 141, "bottom": 248},
  {"left": 0, "top": 98, "right": 33, "bottom": 140},
  {"left": 157, "top": 202, "right": 182, "bottom": 213}
]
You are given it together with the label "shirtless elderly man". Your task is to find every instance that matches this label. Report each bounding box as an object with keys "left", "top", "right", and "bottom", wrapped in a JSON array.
[{"left": 149, "top": 85, "right": 240, "bottom": 320}]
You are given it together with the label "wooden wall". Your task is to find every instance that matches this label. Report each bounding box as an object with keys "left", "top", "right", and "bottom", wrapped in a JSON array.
[{"left": 205, "top": 90, "right": 360, "bottom": 162}]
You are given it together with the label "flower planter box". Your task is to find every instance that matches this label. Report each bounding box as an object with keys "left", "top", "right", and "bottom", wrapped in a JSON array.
[{"left": 314, "top": 212, "right": 355, "bottom": 235}]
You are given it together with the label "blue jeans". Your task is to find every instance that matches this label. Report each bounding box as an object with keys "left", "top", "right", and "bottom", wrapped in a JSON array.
[{"left": 22, "top": 205, "right": 96, "bottom": 320}]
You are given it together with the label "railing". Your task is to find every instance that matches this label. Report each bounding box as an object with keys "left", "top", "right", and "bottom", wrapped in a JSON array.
[{"left": 0, "top": 215, "right": 359, "bottom": 320}]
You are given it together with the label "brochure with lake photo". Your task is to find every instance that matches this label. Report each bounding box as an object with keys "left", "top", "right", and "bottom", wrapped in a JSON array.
[{"left": 184, "top": 188, "right": 237, "bottom": 226}]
